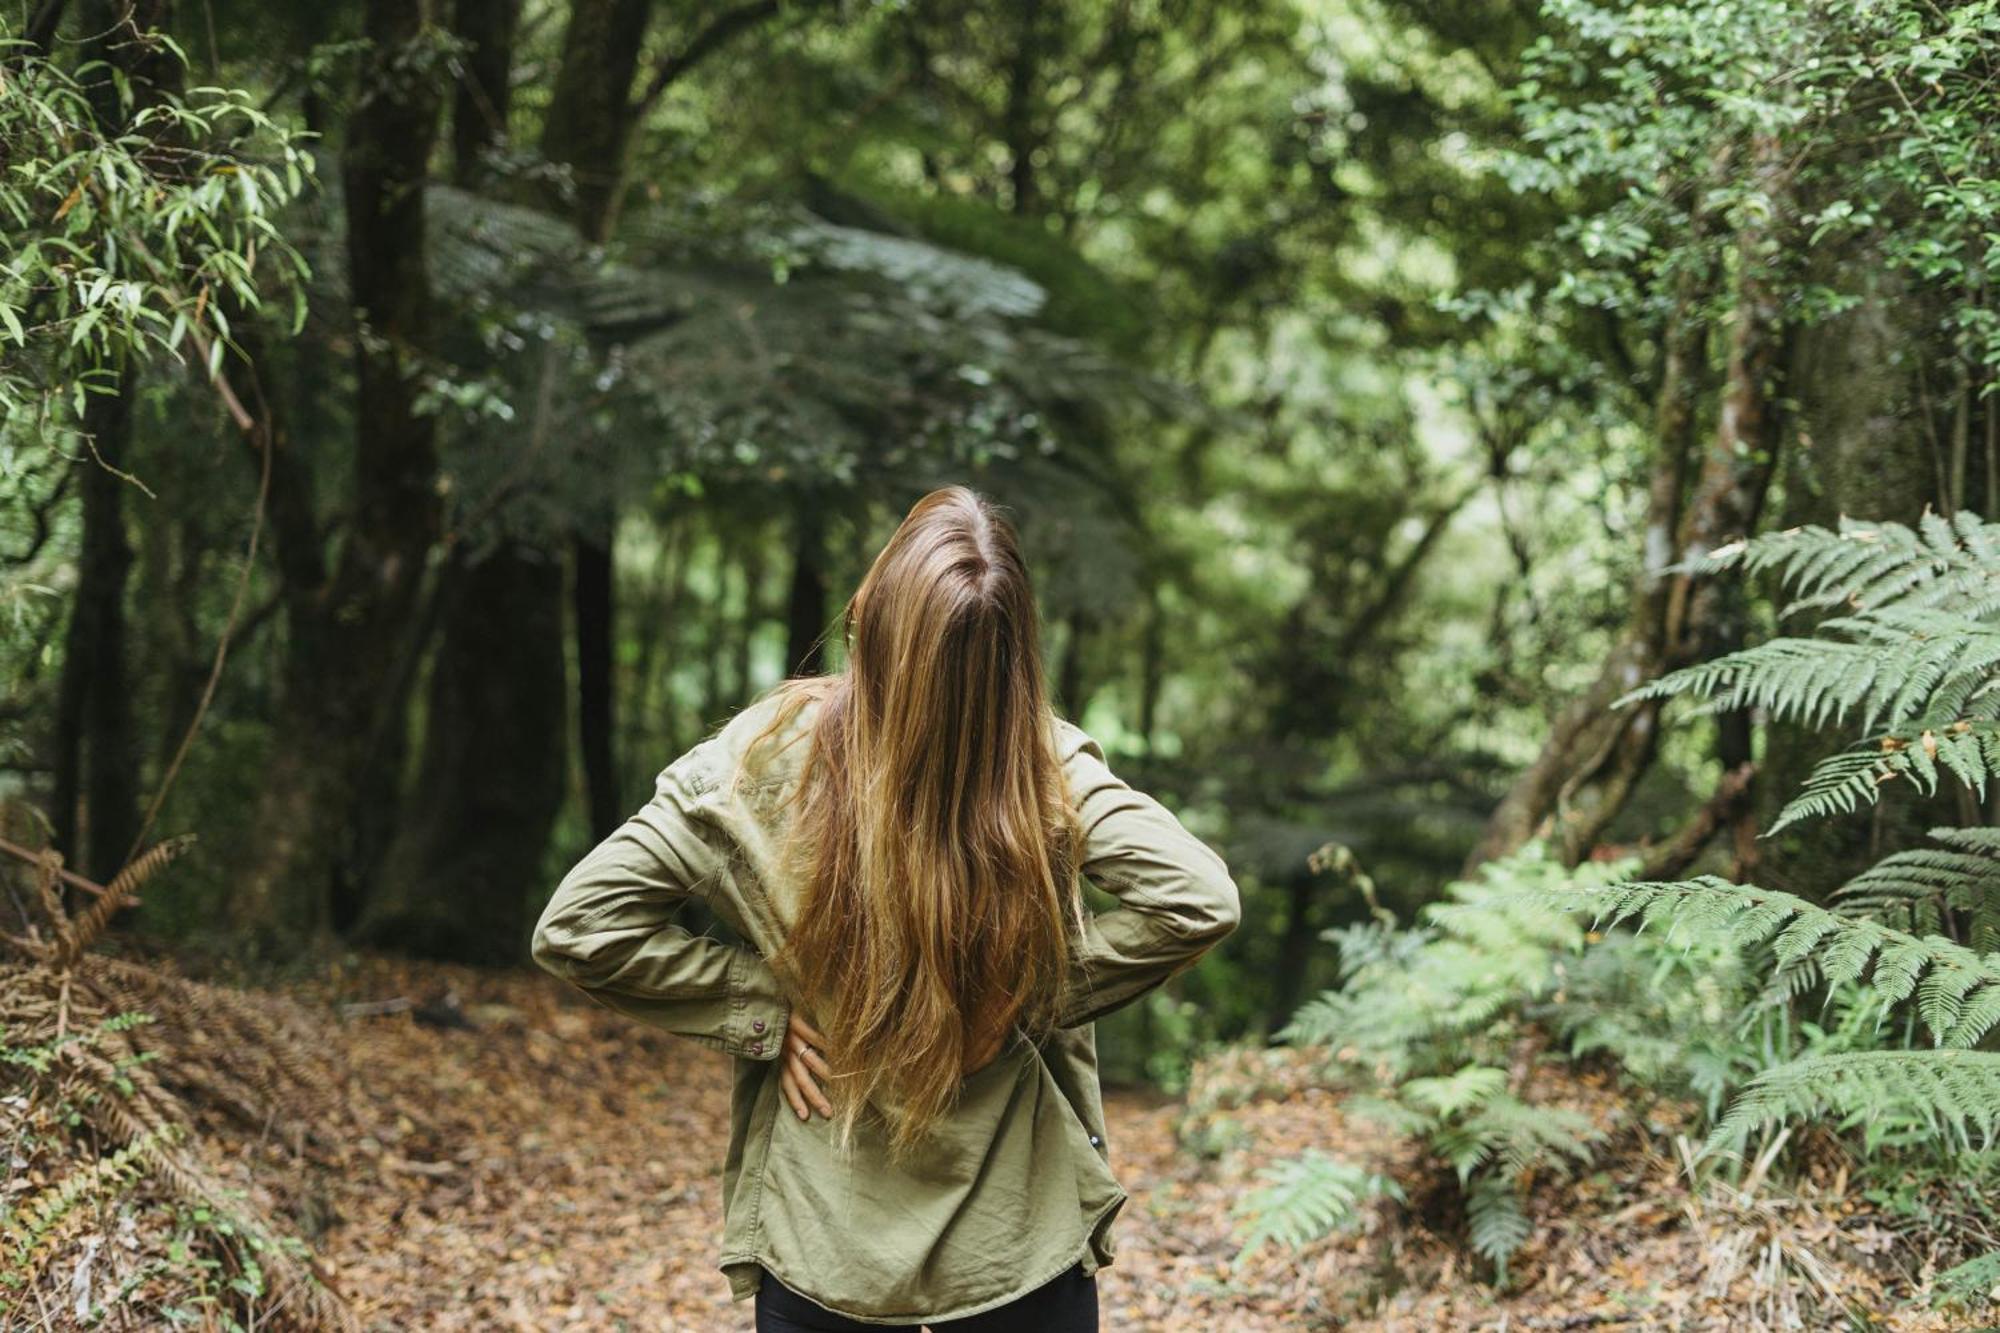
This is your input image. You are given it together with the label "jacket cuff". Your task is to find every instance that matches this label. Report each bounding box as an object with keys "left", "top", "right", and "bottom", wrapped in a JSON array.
[{"left": 728, "top": 948, "right": 790, "bottom": 1061}]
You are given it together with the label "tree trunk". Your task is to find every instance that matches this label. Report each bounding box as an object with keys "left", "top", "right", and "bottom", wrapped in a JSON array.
[
  {"left": 1056, "top": 609, "right": 1093, "bottom": 719},
  {"left": 541, "top": 0, "right": 652, "bottom": 840},
  {"left": 232, "top": 0, "right": 444, "bottom": 948},
  {"left": 575, "top": 534, "right": 621, "bottom": 838},
  {"left": 1269, "top": 872, "right": 1317, "bottom": 1033},
  {"left": 360, "top": 546, "right": 567, "bottom": 961},
  {"left": 358, "top": 0, "right": 571, "bottom": 959},
  {"left": 1467, "top": 138, "right": 1787, "bottom": 871},
  {"left": 51, "top": 0, "right": 180, "bottom": 885},
  {"left": 53, "top": 390, "right": 139, "bottom": 883},
  {"left": 541, "top": 0, "right": 650, "bottom": 241},
  {"left": 786, "top": 502, "right": 828, "bottom": 676},
  {"left": 450, "top": 0, "right": 519, "bottom": 189},
  {"left": 1003, "top": 0, "right": 1045, "bottom": 215},
  {"left": 1136, "top": 587, "right": 1164, "bottom": 752}
]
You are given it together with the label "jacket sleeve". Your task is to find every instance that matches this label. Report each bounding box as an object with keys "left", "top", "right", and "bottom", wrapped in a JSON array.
[
  {"left": 1055, "top": 725, "right": 1241, "bottom": 1028},
  {"left": 530, "top": 740, "right": 789, "bottom": 1060}
]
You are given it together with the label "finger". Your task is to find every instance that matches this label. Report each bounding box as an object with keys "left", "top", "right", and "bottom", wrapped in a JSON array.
[
  {"left": 790, "top": 1014, "right": 830, "bottom": 1048},
  {"left": 785, "top": 1048, "right": 832, "bottom": 1117},
  {"left": 779, "top": 1066, "right": 809, "bottom": 1121},
  {"left": 797, "top": 1063, "right": 833, "bottom": 1118},
  {"left": 796, "top": 1041, "right": 832, "bottom": 1081}
]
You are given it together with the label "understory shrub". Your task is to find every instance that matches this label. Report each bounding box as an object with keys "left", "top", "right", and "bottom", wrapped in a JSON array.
[{"left": 1239, "top": 515, "right": 2000, "bottom": 1311}]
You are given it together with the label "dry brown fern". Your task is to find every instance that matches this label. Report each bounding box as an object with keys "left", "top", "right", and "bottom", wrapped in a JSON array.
[{"left": 1, "top": 829, "right": 359, "bottom": 1331}]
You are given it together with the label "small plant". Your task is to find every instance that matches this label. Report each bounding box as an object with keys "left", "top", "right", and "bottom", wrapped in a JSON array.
[
  {"left": 1231, "top": 1151, "right": 1402, "bottom": 1264},
  {"left": 1, "top": 832, "right": 354, "bottom": 1328},
  {"left": 1248, "top": 845, "right": 1637, "bottom": 1279}
]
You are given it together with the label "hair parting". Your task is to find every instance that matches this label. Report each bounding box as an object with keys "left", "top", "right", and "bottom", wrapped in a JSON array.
[{"left": 742, "top": 486, "right": 1083, "bottom": 1157}]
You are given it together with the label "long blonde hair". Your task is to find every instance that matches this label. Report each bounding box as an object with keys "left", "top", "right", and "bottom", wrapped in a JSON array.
[{"left": 748, "top": 486, "right": 1082, "bottom": 1155}]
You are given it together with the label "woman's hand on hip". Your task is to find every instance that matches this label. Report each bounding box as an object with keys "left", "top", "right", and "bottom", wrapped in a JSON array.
[{"left": 779, "top": 1010, "right": 834, "bottom": 1122}]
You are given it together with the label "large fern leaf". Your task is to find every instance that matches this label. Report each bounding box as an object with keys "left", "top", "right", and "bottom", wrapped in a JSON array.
[
  {"left": 1700, "top": 511, "right": 2000, "bottom": 619},
  {"left": 1708, "top": 1051, "right": 2000, "bottom": 1153},
  {"left": 1534, "top": 876, "right": 2000, "bottom": 1048},
  {"left": 1835, "top": 826, "right": 2000, "bottom": 949}
]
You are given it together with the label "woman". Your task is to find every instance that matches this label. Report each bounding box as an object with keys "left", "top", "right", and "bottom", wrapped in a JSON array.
[{"left": 531, "top": 486, "right": 1240, "bottom": 1331}]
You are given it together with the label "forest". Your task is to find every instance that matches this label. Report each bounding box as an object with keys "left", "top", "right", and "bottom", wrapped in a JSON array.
[{"left": 5, "top": 0, "right": 2000, "bottom": 1328}]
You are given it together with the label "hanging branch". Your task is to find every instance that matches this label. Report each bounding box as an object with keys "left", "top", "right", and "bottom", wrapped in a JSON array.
[{"left": 121, "top": 323, "right": 272, "bottom": 865}]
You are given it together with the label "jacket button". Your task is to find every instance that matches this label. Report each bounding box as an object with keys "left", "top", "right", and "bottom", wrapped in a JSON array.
[
  {"left": 1088, "top": 1134, "right": 1102, "bottom": 1148},
  {"left": 752, "top": 1019, "right": 766, "bottom": 1034},
  {"left": 750, "top": 1042, "right": 764, "bottom": 1056}
]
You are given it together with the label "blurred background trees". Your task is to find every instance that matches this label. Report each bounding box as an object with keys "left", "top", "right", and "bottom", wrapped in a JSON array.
[{"left": 4, "top": 0, "right": 1993, "bottom": 1087}]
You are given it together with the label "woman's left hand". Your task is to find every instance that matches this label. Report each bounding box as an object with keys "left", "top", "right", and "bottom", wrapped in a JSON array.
[{"left": 779, "top": 1010, "right": 834, "bottom": 1121}]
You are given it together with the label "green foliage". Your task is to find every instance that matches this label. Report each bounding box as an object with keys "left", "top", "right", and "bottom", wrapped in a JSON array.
[
  {"left": 1260, "top": 847, "right": 1633, "bottom": 1276},
  {"left": 1503, "top": 0, "right": 2000, "bottom": 365},
  {"left": 1834, "top": 827, "right": 2000, "bottom": 953},
  {"left": 1633, "top": 513, "right": 2000, "bottom": 832},
  {"left": 1935, "top": 1249, "right": 2000, "bottom": 1312},
  {"left": 1536, "top": 513, "right": 2000, "bottom": 1296},
  {"left": 2, "top": 1127, "right": 169, "bottom": 1289},
  {"left": 1279, "top": 844, "right": 1609, "bottom": 1079},
  {"left": 1543, "top": 928, "right": 1757, "bottom": 1119},
  {"left": 1712, "top": 1051, "right": 2000, "bottom": 1155},
  {"left": 1230, "top": 1150, "right": 1402, "bottom": 1265},
  {"left": 0, "top": 35, "right": 312, "bottom": 441},
  {"left": 1534, "top": 877, "right": 2000, "bottom": 1051}
]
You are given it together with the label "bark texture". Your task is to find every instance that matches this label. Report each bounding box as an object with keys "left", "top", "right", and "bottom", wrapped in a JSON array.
[{"left": 232, "top": 0, "right": 445, "bottom": 946}]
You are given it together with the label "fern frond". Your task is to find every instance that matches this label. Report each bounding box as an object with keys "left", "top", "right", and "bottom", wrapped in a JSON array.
[
  {"left": 1403, "top": 1064, "right": 1509, "bottom": 1120},
  {"left": 1835, "top": 826, "right": 2000, "bottom": 947},
  {"left": 1536, "top": 876, "right": 2000, "bottom": 1047},
  {"left": 1465, "top": 1173, "right": 1534, "bottom": 1273},
  {"left": 1230, "top": 1151, "right": 1402, "bottom": 1265},
  {"left": 1706, "top": 513, "right": 2000, "bottom": 619},
  {"left": 1432, "top": 1093, "right": 1599, "bottom": 1184},
  {"left": 1622, "top": 612, "right": 2000, "bottom": 732},
  {"left": 1766, "top": 723, "right": 2000, "bottom": 833},
  {"left": 1708, "top": 1051, "right": 2000, "bottom": 1153},
  {"left": 1933, "top": 1248, "right": 2000, "bottom": 1311}
]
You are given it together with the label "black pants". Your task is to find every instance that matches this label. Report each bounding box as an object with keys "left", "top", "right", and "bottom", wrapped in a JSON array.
[{"left": 754, "top": 1263, "right": 1097, "bottom": 1333}]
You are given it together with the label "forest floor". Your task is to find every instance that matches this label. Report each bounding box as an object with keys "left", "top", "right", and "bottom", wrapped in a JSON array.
[{"left": 186, "top": 955, "right": 1968, "bottom": 1332}]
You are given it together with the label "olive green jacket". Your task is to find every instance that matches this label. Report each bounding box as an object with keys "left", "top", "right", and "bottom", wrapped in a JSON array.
[{"left": 529, "top": 691, "right": 1240, "bottom": 1325}]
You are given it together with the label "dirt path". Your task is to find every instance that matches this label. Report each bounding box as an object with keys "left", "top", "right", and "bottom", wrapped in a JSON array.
[
  {"left": 280, "top": 957, "right": 1949, "bottom": 1332},
  {"left": 301, "top": 957, "right": 1315, "bottom": 1331}
]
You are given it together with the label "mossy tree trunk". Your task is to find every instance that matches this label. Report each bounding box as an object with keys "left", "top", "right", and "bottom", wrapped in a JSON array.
[{"left": 1469, "top": 137, "right": 1787, "bottom": 872}]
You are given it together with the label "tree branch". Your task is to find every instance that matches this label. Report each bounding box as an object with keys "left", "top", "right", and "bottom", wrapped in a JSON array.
[
  {"left": 0, "top": 835, "right": 123, "bottom": 901},
  {"left": 632, "top": 0, "right": 785, "bottom": 114}
]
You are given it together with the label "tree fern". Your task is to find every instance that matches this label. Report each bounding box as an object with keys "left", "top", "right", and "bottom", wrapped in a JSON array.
[
  {"left": 1534, "top": 875, "right": 2000, "bottom": 1049},
  {"left": 1698, "top": 511, "right": 2000, "bottom": 619},
  {"left": 1551, "top": 513, "right": 2000, "bottom": 1189},
  {"left": 1708, "top": 1051, "right": 2000, "bottom": 1154},
  {"left": 1626, "top": 515, "right": 2000, "bottom": 833},
  {"left": 1230, "top": 1151, "right": 1402, "bottom": 1265},
  {"left": 1834, "top": 826, "right": 2000, "bottom": 950}
]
